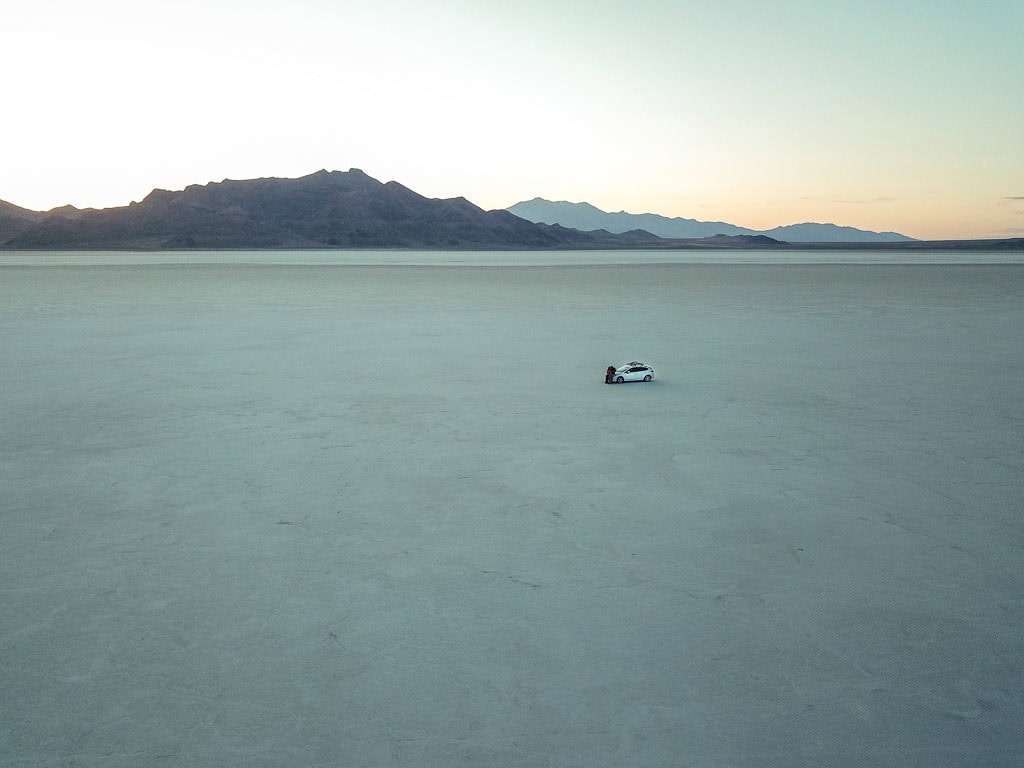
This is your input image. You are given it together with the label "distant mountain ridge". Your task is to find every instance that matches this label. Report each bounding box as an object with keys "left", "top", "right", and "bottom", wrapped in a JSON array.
[
  {"left": 6, "top": 172, "right": 1019, "bottom": 251},
  {"left": 506, "top": 198, "right": 916, "bottom": 242},
  {"left": 0, "top": 199, "right": 42, "bottom": 234},
  {"left": 0, "top": 170, "right": 657, "bottom": 250}
]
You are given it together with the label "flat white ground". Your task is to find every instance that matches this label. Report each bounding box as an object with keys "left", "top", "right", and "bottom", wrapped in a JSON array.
[{"left": 2, "top": 261, "right": 1022, "bottom": 767}]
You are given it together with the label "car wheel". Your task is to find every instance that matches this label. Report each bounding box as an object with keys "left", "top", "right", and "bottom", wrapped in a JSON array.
[
  {"left": 615, "top": 376, "right": 624, "bottom": 383},
  {"left": 643, "top": 375, "right": 652, "bottom": 382}
]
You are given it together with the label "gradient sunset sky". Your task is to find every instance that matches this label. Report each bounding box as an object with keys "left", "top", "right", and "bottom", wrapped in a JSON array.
[{"left": 5, "top": 0, "right": 1022, "bottom": 240}]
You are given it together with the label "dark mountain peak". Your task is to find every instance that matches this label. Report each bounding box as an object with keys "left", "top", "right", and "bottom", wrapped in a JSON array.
[
  {"left": 382, "top": 179, "right": 424, "bottom": 197},
  {"left": 0, "top": 170, "right": 632, "bottom": 250},
  {"left": 47, "top": 204, "right": 84, "bottom": 215},
  {"left": 140, "top": 188, "right": 175, "bottom": 205},
  {"left": 444, "top": 196, "right": 482, "bottom": 210},
  {"left": 0, "top": 199, "right": 44, "bottom": 241},
  {"left": 0, "top": 199, "right": 43, "bottom": 241},
  {"left": 306, "top": 167, "right": 370, "bottom": 181}
]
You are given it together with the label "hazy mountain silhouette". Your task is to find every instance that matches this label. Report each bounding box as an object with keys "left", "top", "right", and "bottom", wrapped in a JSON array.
[
  {"left": 507, "top": 199, "right": 755, "bottom": 239},
  {"left": 507, "top": 198, "right": 916, "bottom": 242},
  {"left": 0, "top": 170, "right": 667, "bottom": 250},
  {"left": 761, "top": 222, "right": 914, "bottom": 242}
]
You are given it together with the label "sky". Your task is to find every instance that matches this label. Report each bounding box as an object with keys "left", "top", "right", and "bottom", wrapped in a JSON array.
[{"left": 4, "top": 0, "right": 1023, "bottom": 240}]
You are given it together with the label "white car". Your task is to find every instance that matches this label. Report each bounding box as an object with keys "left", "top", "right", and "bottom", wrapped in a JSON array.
[{"left": 612, "top": 362, "right": 654, "bottom": 383}]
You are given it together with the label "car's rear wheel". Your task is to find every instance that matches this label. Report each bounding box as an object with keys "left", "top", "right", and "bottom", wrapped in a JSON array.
[
  {"left": 615, "top": 376, "right": 624, "bottom": 383},
  {"left": 643, "top": 375, "right": 652, "bottom": 382}
]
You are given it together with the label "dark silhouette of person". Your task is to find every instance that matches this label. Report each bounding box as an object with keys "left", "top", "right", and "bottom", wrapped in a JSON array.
[{"left": 606, "top": 365, "right": 616, "bottom": 384}]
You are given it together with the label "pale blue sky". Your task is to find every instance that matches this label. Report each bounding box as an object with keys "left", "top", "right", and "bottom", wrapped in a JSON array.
[{"left": 5, "top": 0, "right": 1022, "bottom": 238}]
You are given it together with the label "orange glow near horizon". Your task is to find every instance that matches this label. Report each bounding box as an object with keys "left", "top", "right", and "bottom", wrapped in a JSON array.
[{"left": 3, "top": 0, "right": 1022, "bottom": 242}]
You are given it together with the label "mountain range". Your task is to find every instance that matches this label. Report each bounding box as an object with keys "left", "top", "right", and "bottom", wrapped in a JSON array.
[
  {"left": 2, "top": 170, "right": 640, "bottom": 250},
  {"left": 2, "top": 170, "right": 1019, "bottom": 251},
  {"left": 505, "top": 198, "right": 916, "bottom": 243}
]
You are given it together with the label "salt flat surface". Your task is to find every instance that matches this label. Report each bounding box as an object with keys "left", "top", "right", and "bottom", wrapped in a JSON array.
[
  {"left": 2, "top": 246, "right": 1022, "bottom": 267},
  {"left": 2, "top": 260, "right": 1022, "bottom": 766}
]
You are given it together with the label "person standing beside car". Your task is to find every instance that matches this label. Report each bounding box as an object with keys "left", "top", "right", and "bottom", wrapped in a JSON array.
[{"left": 605, "top": 365, "right": 616, "bottom": 384}]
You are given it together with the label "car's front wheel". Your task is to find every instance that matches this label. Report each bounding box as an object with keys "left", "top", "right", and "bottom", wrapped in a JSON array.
[
  {"left": 643, "top": 375, "right": 652, "bottom": 382},
  {"left": 615, "top": 376, "right": 624, "bottom": 383}
]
